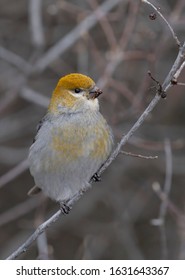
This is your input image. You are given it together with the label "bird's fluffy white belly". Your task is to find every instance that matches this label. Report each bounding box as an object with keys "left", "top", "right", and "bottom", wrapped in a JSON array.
[
  {"left": 31, "top": 155, "right": 98, "bottom": 202},
  {"left": 29, "top": 112, "right": 113, "bottom": 202}
]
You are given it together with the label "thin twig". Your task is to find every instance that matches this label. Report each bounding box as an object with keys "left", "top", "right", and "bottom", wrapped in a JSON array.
[
  {"left": 163, "top": 42, "right": 185, "bottom": 92},
  {"left": 176, "top": 82, "right": 185, "bottom": 86},
  {"left": 151, "top": 139, "right": 173, "bottom": 259},
  {"left": 152, "top": 182, "right": 185, "bottom": 221},
  {"left": 6, "top": 209, "right": 62, "bottom": 260},
  {"left": 120, "top": 151, "right": 158, "bottom": 160},
  {"left": 148, "top": 71, "right": 166, "bottom": 98},
  {"left": 172, "top": 60, "right": 185, "bottom": 81},
  {"left": 6, "top": 191, "right": 82, "bottom": 260},
  {"left": 142, "top": 0, "right": 181, "bottom": 47}
]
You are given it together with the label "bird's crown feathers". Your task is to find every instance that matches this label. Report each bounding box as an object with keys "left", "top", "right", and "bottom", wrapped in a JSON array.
[{"left": 56, "top": 73, "right": 95, "bottom": 91}]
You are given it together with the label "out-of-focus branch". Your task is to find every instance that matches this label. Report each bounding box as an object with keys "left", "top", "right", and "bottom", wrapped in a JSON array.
[
  {"left": 119, "top": 1, "right": 140, "bottom": 48},
  {"left": 29, "top": 0, "right": 45, "bottom": 48},
  {"left": 87, "top": 0, "right": 117, "bottom": 49},
  {"left": 20, "top": 87, "right": 49, "bottom": 108},
  {"left": 151, "top": 139, "right": 173, "bottom": 259},
  {"left": 33, "top": 0, "right": 123, "bottom": 72},
  {"left": 36, "top": 232, "right": 49, "bottom": 260},
  {"left": 6, "top": 209, "right": 62, "bottom": 260},
  {"left": 0, "top": 196, "right": 41, "bottom": 227},
  {"left": 0, "top": 46, "right": 31, "bottom": 73},
  {"left": 0, "top": 159, "right": 29, "bottom": 189},
  {"left": 96, "top": 2, "right": 140, "bottom": 91},
  {"left": 6, "top": 191, "right": 82, "bottom": 260},
  {"left": 34, "top": 201, "right": 50, "bottom": 260},
  {"left": 162, "top": 140, "right": 173, "bottom": 215},
  {"left": 0, "top": 0, "right": 123, "bottom": 111},
  {"left": 159, "top": 139, "right": 173, "bottom": 259}
]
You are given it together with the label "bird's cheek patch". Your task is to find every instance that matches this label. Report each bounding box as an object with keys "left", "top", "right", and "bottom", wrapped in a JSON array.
[
  {"left": 60, "top": 93, "right": 77, "bottom": 108},
  {"left": 48, "top": 90, "right": 77, "bottom": 113}
]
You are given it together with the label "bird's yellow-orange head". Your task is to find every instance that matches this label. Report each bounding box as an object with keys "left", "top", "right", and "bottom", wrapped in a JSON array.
[{"left": 48, "top": 73, "right": 102, "bottom": 114}]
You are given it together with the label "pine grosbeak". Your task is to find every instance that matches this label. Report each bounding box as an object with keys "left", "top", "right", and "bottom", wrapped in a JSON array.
[{"left": 28, "top": 73, "right": 113, "bottom": 211}]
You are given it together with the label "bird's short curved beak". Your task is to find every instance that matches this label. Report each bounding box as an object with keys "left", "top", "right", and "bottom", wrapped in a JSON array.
[{"left": 89, "top": 85, "right": 103, "bottom": 99}]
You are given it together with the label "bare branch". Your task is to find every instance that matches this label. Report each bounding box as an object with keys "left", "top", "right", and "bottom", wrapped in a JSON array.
[
  {"left": 20, "top": 87, "right": 49, "bottom": 108},
  {"left": 142, "top": 0, "right": 181, "bottom": 46},
  {"left": 173, "top": 60, "right": 185, "bottom": 81},
  {"left": 0, "top": 196, "right": 41, "bottom": 227},
  {"left": 120, "top": 151, "right": 158, "bottom": 160},
  {"left": 36, "top": 232, "right": 49, "bottom": 260},
  {"left": 87, "top": 0, "right": 117, "bottom": 49},
  {"left": 34, "top": 202, "right": 50, "bottom": 260},
  {"left": 163, "top": 43, "right": 185, "bottom": 92},
  {"left": 6, "top": 209, "right": 62, "bottom": 260},
  {"left": 28, "top": 0, "right": 45, "bottom": 48},
  {"left": 119, "top": 1, "right": 140, "bottom": 48},
  {"left": 176, "top": 82, "right": 185, "bottom": 86},
  {"left": 148, "top": 71, "right": 166, "bottom": 98},
  {"left": 162, "top": 139, "right": 173, "bottom": 218},
  {"left": 151, "top": 139, "right": 173, "bottom": 259},
  {"left": 6, "top": 191, "right": 82, "bottom": 260},
  {"left": 99, "top": 41, "right": 185, "bottom": 175},
  {"left": 152, "top": 182, "right": 185, "bottom": 221},
  {"left": 0, "top": 159, "right": 29, "bottom": 189},
  {"left": 0, "top": 46, "right": 31, "bottom": 73}
]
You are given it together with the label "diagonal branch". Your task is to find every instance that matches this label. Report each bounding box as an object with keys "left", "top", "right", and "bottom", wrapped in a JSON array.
[
  {"left": 6, "top": 39, "right": 185, "bottom": 260},
  {"left": 6, "top": 210, "right": 62, "bottom": 260}
]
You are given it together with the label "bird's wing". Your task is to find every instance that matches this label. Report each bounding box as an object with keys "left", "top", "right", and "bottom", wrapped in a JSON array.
[{"left": 33, "top": 115, "right": 47, "bottom": 143}]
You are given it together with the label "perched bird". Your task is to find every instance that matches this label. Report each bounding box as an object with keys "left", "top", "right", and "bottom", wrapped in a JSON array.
[{"left": 28, "top": 73, "right": 113, "bottom": 212}]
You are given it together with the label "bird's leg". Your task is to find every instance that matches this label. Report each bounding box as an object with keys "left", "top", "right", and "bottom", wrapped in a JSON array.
[
  {"left": 59, "top": 201, "right": 71, "bottom": 214},
  {"left": 91, "top": 172, "right": 101, "bottom": 182},
  {"left": 59, "top": 190, "right": 84, "bottom": 214}
]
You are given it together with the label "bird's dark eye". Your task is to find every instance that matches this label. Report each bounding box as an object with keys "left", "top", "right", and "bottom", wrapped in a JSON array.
[{"left": 74, "top": 88, "right": 81, "bottom": 93}]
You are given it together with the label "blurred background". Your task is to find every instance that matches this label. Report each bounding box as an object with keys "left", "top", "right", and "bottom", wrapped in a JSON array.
[{"left": 0, "top": 0, "right": 185, "bottom": 260}]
